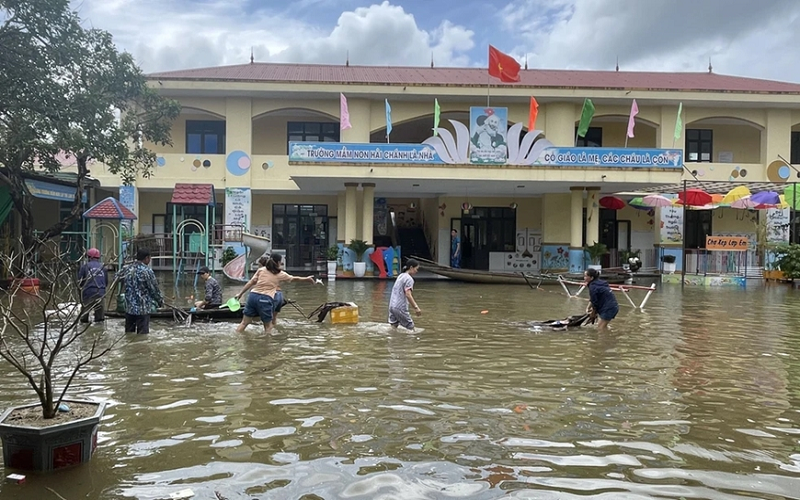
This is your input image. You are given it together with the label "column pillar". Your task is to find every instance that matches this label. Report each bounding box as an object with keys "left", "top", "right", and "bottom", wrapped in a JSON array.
[
  {"left": 543, "top": 102, "right": 577, "bottom": 147},
  {"left": 585, "top": 187, "right": 601, "bottom": 246},
  {"left": 344, "top": 183, "right": 358, "bottom": 243},
  {"left": 657, "top": 105, "right": 681, "bottom": 149},
  {"left": 361, "top": 183, "right": 375, "bottom": 245},
  {"left": 224, "top": 97, "right": 253, "bottom": 188},
  {"left": 340, "top": 99, "right": 371, "bottom": 143},
  {"left": 568, "top": 187, "right": 584, "bottom": 273},
  {"left": 761, "top": 108, "right": 792, "bottom": 164},
  {"left": 336, "top": 191, "right": 346, "bottom": 243}
]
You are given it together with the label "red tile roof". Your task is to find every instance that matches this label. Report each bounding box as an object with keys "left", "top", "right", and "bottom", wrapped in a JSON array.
[
  {"left": 83, "top": 197, "right": 137, "bottom": 220},
  {"left": 171, "top": 183, "right": 216, "bottom": 206},
  {"left": 149, "top": 62, "right": 800, "bottom": 94}
]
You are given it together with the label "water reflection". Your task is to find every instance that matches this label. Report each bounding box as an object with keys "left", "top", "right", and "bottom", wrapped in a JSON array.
[{"left": 1, "top": 279, "right": 800, "bottom": 499}]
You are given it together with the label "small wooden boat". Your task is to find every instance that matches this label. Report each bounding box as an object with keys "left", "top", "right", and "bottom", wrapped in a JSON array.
[
  {"left": 106, "top": 307, "right": 243, "bottom": 321},
  {"left": 412, "top": 256, "right": 627, "bottom": 285}
]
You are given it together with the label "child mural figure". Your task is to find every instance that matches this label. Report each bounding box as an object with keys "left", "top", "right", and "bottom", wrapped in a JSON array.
[{"left": 388, "top": 259, "right": 422, "bottom": 332}]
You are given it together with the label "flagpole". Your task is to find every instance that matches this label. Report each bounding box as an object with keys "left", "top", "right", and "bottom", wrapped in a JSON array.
[
  {"left": 487, "top": 72, "right": 491, "bottom": 107},
  {"left": 624, "top": 136, "right": 629, "bottom": 148}
]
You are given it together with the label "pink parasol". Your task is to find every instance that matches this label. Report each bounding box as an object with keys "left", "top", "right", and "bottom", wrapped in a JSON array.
[{"left": 641, "top": 194, "right": 674, "bottom": 207}]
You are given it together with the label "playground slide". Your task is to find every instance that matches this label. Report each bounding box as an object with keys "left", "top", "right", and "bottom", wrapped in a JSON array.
[
  {"left": 222, "top": 232, "right": 271, "bottom": 282},
  {"left": 223, "top": 253, "right": 247, "bottom": 282}
]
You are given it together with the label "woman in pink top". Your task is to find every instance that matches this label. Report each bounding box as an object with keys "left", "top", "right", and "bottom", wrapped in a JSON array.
[{"left": 234, "top": 253, "right": 315, "bottom": 334}]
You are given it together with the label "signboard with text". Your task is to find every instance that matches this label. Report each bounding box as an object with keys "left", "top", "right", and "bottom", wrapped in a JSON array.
[
  {"left": 289, "top": 142, "right": 683, "bottom": 169},
  {"left": 706, "top": 236, "right": 749, "bottom": 251}
]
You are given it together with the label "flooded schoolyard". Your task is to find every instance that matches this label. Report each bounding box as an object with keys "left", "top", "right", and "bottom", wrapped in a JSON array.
[{"left": 1, "top": 278, "right": 800, "bottom": 499}]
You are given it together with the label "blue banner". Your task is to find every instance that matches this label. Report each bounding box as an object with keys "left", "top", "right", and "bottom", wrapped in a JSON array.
[
  {"left": 24, "top": 179, "right": 87, "bottom": 202},
  {"left": 289, "top": 142, "right": 683, "bottom": 168},
  {"left": 531, "top": 148, "right": 683, "bottom": 168},
  {"left": 290, "top": 142, "right": 443, "bottom": 164}
]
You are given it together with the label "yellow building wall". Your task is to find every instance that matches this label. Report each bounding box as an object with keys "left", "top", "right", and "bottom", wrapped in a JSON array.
[
  {"left": 252, "top": 115, "right": 338, "bottom": 155},
  {"left": 713, "top": 209, "right": 756, "bottom": 234},
  {"left": 684, "top": 124, "right": 761, "bottom": 163},
  {"left": 616, "top": 205, "right": 654, "bottom": 232},
  {"left": 542, "top": 193, "right": 572, "bottom": 244},
  {"left": 146, "top": 112, "right": 225, "bottom": 155},
  {"left": 596, "top": 121, "right": 657, "bottom": 148},
  {"left": 250, "top": 194, "right": 339, "bottom": 228}
]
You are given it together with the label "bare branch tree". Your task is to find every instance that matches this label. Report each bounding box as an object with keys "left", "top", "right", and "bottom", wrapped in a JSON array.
[{"left": 0, "top": 239, "right": 125, "bottom": 419}]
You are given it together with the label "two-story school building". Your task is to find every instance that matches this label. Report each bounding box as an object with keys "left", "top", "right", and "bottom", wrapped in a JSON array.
[{"left": 80, "top": 62, "right": 800, "bottom": 272}]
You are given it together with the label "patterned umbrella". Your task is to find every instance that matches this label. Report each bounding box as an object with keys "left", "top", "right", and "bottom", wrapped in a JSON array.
[
  {"left": 678, "top": 188, "right": 712, "bottom": 207},
  {"left": 641, "top": 194, "right": 674, "bottom": 207},
  {"left": 599, "top": 196, "right": 625, "bottom": 210}
]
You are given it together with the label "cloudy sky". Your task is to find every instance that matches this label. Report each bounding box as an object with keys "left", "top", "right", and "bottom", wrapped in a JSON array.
[{"left": 73, "top": 0, "right": 800, "bottom": 82}]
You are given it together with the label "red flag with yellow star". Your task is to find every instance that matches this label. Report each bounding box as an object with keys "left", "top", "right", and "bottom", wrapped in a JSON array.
[{"left": 488, "top": 45, "right": 520, "bottom": 83}]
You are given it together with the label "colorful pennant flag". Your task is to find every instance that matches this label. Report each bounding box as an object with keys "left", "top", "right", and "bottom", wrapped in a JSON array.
[
  {"left": 488, "top": 45, "right": 521, "bottom": 83},
  {"left": 340, "top": 93, "right": 351, "bottom": 131},
  {"left": 626, "top": 99, "right": 638, "bottom": 139},
  {"left": 576, "top": 98, "right": 595, "bottom": 139},
  {"left": 674, "top": 102, "right": 683, "bottom": 142},
  {"left": 527, "top": 97, "right": 539, "bottom": 131},
  {"left": 385, "top": 99, "right": 392, "bottom": 140},
  {"left": 433, "top": 98, "right": 440, "bottom": 136}
]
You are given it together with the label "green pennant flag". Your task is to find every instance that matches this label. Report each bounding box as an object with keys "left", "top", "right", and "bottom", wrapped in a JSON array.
[
  {"left": 576, "top": 98, "right": 595, "bottom": 138},
  {"left": 673, "top": 102, "right": 683, "bottom": 141},
  {"left": 433, "top": 98, "right": 441, "bottom": 136}
]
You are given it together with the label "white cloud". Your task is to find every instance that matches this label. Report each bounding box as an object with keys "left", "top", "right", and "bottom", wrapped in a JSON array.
[
  {"left": 501, "top": 0, "right": 800, "bottom": 81},
  {"left": 73, "top": 0, "right": 475, "bottom": 72}
]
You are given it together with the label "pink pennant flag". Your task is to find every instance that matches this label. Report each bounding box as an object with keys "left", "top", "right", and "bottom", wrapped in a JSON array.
[
  {"left": 626, "top": 99, "right": 638, "bottom": 138},
  {"left": 340, "top": 93, "right": 352, "bottom": 131}
]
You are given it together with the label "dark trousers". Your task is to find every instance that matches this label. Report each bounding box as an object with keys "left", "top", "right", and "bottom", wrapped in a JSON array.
[
  {"left": 125, "top": 314, "right": 150, "bottom": 334},
  {"left": 80, "top": 296, "right": 105, "bottom": 323}
]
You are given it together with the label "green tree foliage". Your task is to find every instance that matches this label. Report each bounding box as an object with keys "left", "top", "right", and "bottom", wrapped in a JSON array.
[
  {"left": 771, "top": 243, "right": 800, "bottom": 281},
  {"left": 0, "top": 0, "right": 180, "bottom": 254}
]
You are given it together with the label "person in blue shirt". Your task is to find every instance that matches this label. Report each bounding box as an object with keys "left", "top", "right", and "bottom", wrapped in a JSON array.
[
  {"left": 78, "top": 248, "right": 108, "bottom": 323},
  {"left": 584, "top": 268, "right": 619, "bottom": 331},
  {"left": 450, "top": 229, "right": 461, "bottom": 268},
  {"left": 121, "top": 249, "right": 164, "bottom": 334}
]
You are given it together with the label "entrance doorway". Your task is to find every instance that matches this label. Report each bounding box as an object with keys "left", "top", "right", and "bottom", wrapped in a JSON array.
[
  {"left": 272, "top": 204, "right": 328, "bottom": 269},
  {"left": 452, "top": 206, "right": 516, "bottom": 270}
]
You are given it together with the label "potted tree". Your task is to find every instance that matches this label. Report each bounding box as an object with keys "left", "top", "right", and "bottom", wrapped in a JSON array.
[
  {"left": 0, "top": 246, "right": 123, "bottom": 471},
  {"left": 326, "top": 245, "right": 340, "bottom": 278},
  {"left": 584, "top": 241, "right": 608, "bottom": 273},
  {"left": 770, "top": 243, "right": 800, "bottom": 284},
  {"left": 661, "top": 254, "right": 677, "bottom": 274},
  {"left": 348, "top": 239, "right": 369, "bottom": 278}
]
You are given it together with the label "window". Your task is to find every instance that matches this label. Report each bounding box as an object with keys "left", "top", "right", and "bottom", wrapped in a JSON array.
[
  {"left": 685, "top": 210, "right": 712, "bottom": 249},
  {"left": 575, "top": 127, "right": 602, "bottom": 147},
  {"left": 186, "top": 120, "right": 226, "bottom": 154},
  {"left": 287, "top": 122, "right": 339, "bottom": 152},
  {"left": 686, "top": 129, "right": 712, "bottom": 162},
  {"left": 791, "top": 131, "right": 800, "bottom": 165}
]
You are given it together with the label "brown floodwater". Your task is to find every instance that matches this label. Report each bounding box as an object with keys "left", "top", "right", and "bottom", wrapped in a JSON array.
[{"left": 2, "top": 277, "right": 800, "bottom": 499}]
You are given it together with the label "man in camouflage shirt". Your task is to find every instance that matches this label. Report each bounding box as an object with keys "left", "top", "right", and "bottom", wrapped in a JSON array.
[{"left": 122, "top": 248, "right": 164, "bottom": 334}]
